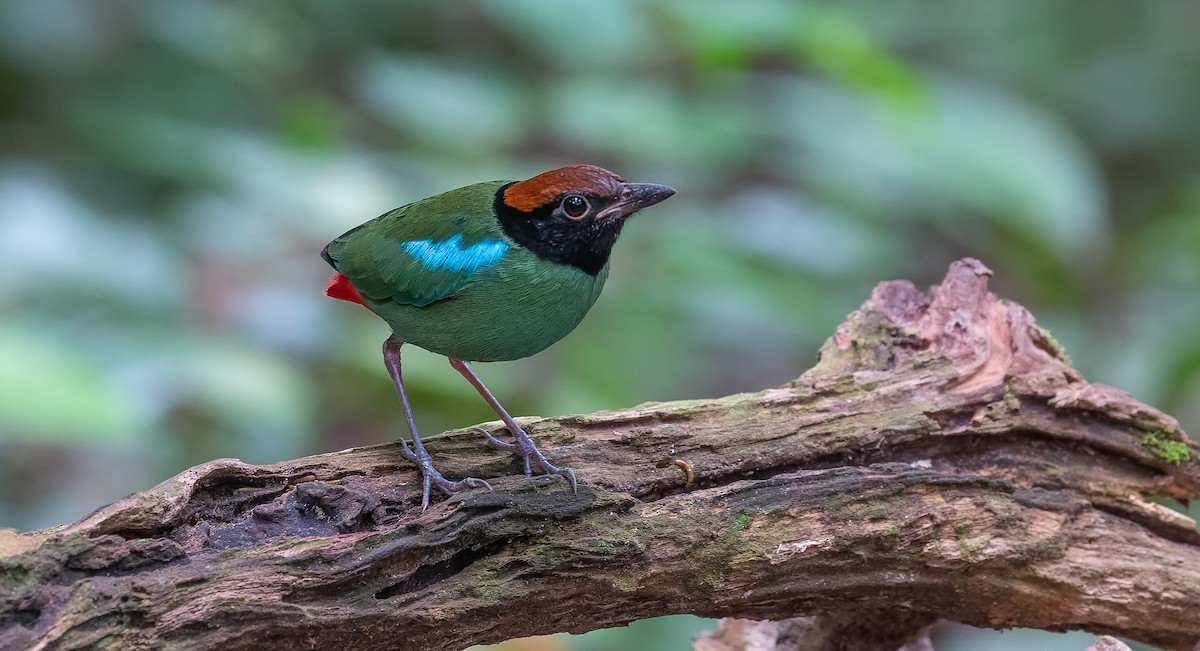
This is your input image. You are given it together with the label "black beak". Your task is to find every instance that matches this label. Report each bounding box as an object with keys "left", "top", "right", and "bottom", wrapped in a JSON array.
[{"left": 602, "top": 182, "right": 676, "bottom": 219}]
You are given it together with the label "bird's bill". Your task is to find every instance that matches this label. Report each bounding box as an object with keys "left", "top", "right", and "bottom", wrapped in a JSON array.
[{"left": 599, "top": 183, "right": 677, "bottom": 220}]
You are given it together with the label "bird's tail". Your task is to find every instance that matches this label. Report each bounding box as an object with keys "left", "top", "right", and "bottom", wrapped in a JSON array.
[{"left": 324, "top": 272, "right": 370, "bottom": 309}]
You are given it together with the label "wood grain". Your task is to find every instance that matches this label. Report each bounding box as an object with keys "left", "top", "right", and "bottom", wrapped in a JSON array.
[{"left": 2, "top": 259, "right": 1196, "bottom": 651}]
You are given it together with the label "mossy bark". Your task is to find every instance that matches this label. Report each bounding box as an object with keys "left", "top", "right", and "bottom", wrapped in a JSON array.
[{"left": 2, "top": 259, "right": 1197, "bottom": 651}]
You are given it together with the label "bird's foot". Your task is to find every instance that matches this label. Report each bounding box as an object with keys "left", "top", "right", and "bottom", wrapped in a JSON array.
[
  {"left": 471, "top": 426, "right": 516, "bottom": 451},
  {"left": 469, "top": 425, "right": 578, "bottom": 494},
  {"left": 395, "top": 437, "right": 492, "bottom": 510}
]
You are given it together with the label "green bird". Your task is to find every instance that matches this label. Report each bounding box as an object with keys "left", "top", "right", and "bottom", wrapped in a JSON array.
[{"left": 322, "top": 165, "right": 675, "bottom": 508}]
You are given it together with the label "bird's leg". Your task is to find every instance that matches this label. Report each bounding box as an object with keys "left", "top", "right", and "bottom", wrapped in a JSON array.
[
  {"left": 448, "top": 358, "right": 578, "bottom": 494},
  {"left": 382, "top": 337, "right": 491, "bottom": 509}
]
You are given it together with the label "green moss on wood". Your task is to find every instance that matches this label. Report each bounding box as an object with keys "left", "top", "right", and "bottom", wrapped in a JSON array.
[
  {"left": 1004, "top": 378, "right": 1021, "bottom": 411},
  {"left": 1036, "top": 325, "right": 1073, "bottom": 366},
  {"left": 977, "top": 493, "right": 1030, "bottom": 528},
  {"left": 702, "top": 569, "right": 727, "bottom": 589},
  {"left": 954, "top": 521, "right": 987, "bottom": 559},
  {"left": 97, "top": 634, "right": 128, "bottom": 650},
  {"left": 611, "top": 574, "right": 639, "bottom": 592},
  {"left": 1, "top": 561, "right": 32, "bottom": 591},
  {"left": 1026, "top": 537, "right": 1065, "bottom": 562},
  {"left": 1142, "top": 430, "right": 1191, "bottom": 465}
]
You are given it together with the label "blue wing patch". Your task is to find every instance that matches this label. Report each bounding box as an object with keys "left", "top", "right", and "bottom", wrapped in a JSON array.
[{"left": 401, "top": 234, "right": 509, "bottom": 276}]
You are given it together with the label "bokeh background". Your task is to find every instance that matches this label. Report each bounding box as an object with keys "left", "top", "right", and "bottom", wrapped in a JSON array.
[{"left": 2, "top": 1, "right": 1198, "bottom": 649}]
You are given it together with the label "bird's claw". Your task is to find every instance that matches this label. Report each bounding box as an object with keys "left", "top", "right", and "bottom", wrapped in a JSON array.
[
  {"left": 418, "top": 467, "right": 493, "bottom": 511},
  {"left": 397, "top": 436, "right": 492, "bottom": 510},
  {"left": 559, "top": 467, "right": 578, "bottom": 494},
  {"left": 469, "top": 425, "right": 578, "bottom": 495},
  {"left": 471, "top": 426, "right": 515, "bottom": 452}
]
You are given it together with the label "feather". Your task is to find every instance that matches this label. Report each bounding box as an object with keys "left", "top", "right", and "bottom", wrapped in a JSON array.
[
  {"left": 400, "top": 234, "right": 509, "bottom": 275},
  {"left": 323, "top": 272, "right": 370, "bottom": 310}
]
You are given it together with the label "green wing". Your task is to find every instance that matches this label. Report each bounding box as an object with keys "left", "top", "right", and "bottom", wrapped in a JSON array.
[{"left": 323, "top": 181, "right": 512, "bottom": 307}]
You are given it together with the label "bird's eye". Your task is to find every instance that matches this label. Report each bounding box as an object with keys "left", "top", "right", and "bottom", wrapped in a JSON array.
[{"left": 562, "top": 194, "right": 589, "bottom": 218}]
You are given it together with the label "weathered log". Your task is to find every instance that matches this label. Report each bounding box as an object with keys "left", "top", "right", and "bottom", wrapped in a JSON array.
[{"left": 2, "top": 258, "right": 1197, "bottom": 651}]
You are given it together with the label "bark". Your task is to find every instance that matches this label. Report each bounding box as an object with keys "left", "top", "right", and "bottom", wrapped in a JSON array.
[{"left": 2, "top": 258, "right": 1197, "bottom": 651}]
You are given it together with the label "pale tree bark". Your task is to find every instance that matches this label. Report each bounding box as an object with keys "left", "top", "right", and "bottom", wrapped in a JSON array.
[{"left": 1, "top": 259, "right": 1197, "bottom": 651}]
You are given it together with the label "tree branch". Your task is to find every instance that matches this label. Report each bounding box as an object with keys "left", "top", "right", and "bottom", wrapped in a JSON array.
[{"left": 2, "top": 259, "right": 1197, "bottom": 651}]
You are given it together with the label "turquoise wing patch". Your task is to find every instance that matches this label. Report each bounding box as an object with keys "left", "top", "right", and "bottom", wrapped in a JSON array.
[
  {"left": 401, "top": 234, "right": 509, "bottom": 275},
  {"left": 369, "top": 234, "right": 510, "bottom": 307}
]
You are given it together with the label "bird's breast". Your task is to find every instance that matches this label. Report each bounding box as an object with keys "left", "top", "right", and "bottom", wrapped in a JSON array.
[{"left": 371, "top": 248, "right": 609, "bottom": 361}]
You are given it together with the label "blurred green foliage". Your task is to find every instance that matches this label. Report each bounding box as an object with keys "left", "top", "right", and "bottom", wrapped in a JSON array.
[{"left": 2, "top": 1, "right": 1198, "bottom": 649}]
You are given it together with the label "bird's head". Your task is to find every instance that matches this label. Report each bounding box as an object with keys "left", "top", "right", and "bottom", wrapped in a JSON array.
[{"left": 495, "top": 164, "right": 675, "bottom": 276}]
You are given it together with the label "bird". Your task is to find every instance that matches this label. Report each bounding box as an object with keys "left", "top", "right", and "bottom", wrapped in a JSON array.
[{"left": 321, "top": 164, "right": 675, "bottom": 508}]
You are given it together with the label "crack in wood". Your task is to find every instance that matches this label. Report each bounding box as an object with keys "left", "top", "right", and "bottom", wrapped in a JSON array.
[{"left": 373, "top": 540, "right": 507, "bottom": 600}]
